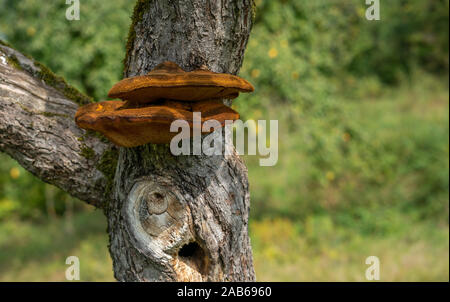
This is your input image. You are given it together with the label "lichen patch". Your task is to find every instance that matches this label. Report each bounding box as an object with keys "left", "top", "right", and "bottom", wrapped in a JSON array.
[{"left": 0, "top": 55, "right": 6, "bottom": 65}]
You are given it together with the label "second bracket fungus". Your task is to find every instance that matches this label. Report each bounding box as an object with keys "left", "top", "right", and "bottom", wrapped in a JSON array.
[
  {"left": 75, "top": 62, "right": 253, "bottom": 147},
  {"left": 75, "top": 100, "right": 239, "bottom": 147}
]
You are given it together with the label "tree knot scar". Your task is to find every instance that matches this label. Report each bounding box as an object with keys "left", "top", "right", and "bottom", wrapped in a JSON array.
[
  {"left": 124, "top": 179, "right": 194, "bottom": 260},
  {"left": 131, "top": 182, "right": 182, "bottom": 237},
  {"left": 145, "top": 191, "right": 168, "bottom": 215}
]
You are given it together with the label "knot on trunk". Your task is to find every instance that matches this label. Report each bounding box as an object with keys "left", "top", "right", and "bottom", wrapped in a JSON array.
[{"left": 124, "top": 178, "right": 208, "bottom": 281}]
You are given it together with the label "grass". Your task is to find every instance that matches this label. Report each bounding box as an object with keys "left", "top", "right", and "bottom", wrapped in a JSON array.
[
  {"left": 0, "top": 210, "right": 114, "bottom": 282},
  {"left": 251, "top": 217, "right": 449, "bottom": 281},
  {"left": 0, "top": 211, "right": 447, "bottom": 282}
]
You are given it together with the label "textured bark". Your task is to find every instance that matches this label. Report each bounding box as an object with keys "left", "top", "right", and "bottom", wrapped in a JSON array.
[
  {"left": 107, "top": 0, "right": 256, "bottom": 281},
  {"left": 0, "top": 44, "right": 113, "bottom": 207}
]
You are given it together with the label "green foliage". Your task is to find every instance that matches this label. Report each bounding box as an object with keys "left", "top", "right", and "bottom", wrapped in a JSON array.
[
  {"left": 242, "top": 74, "right": 449, "bottom": 226},
  {"left": 0, "top": 154, "right": 86, "bottom": 220},
  {"left": 0, "top": 211, "right": 114, "bottom": 281},
  {"left": 247, "top": 0, "right": 449, "bottom": 97},
  {"left": 0, "top": 0, "right": 134, "bottom": 101}
]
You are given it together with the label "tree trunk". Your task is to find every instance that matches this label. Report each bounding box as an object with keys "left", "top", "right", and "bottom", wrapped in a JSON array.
[
  {"left": 0, "top": 0, "right": 255, "bottom": 282},
  {"left": 107, "top": 0, "right": 255, "bottom": 282}
]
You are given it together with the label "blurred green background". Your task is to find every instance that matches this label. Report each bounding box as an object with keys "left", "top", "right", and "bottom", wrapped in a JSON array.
[{"left": 0, "top": 0, "right": 448, "bottom": 281}]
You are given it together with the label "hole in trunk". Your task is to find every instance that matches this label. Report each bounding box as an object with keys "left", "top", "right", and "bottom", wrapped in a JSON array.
[
  {"left": 177, "top": 242, "right": 208, "bottom": 276},
  {"left": 178, "top": 242, "right": 200, "bottom": 257}
]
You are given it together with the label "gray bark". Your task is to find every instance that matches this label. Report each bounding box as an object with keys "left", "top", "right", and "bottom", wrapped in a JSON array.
[
  {"left": 0, "top": 44, "right": 112, "bottom": 207},
  {"left": 108, "top": 0, "right": 255, "bottom": 281},
  {"left": 0, "top": 0, "right": 255, "bottom": 282}
]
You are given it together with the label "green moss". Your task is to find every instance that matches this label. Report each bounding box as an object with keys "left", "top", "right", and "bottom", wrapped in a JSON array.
[
  {"left": 78, "top": 130, "right": 110, "bottom": 144},
  {"left": 5, "top": 54, "right": 22, "bottom": 70},
  {"left": 80, "top": 144, "right": 96, "bottom": 160},
  {"left": 251, "top": 0, "right": 257, "bottom": 23},
  {"left": 18, "top": 103, "right": 70, "bottom": 118},
  {"left": 40, "top": 111, "right": 70, "bottom": 118},
  {"left": 96, "top": 148, "right": 119, "bottom": 197},
  {"left": 124, "top": 0, "right": 152, "bottom": 73},
  {"left": 78, "top": 133, "right": 118, "bottom": 200},
  {"left": 0, "top": 39, "right": 13, "bottom": 49},
  {"left": 17, "top": 104, "right": 33, "bottom": 115},
  {"left": 33, "top": 61, "right": 93, "bottom": 106},
  {"left": 87, "top": 130, "right": 110, "bottom": 144}
]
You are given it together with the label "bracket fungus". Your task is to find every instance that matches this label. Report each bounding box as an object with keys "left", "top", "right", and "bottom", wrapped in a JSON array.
[
  {"left": 108, "top": 61, "right": 254, "bottom": 104},
  {"left": 75, "top": 100, "right": 239, "bottom": 147},
  {"left": 75, "top": 62, "right": 253, "bottom": 147}
]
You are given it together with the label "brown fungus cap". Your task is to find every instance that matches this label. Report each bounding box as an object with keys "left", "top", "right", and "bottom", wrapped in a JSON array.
[
  {"left": 108, "top": 61, "right": 254, "bottom": 104},
  {"left": 75, "top": 100, "right": 239, "bottom": 147}
]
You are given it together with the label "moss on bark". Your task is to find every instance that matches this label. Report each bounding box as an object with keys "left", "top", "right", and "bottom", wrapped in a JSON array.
[
  {"left": 80, "top": 145, "right": 96, "bottom": 160},
  {"left": 123, "top": 0, "right": 153, "bottom": 74},
  {"left": 0, "top": 40, "right": 93, "bottom": 106},
  {"left": 97, "top": 148, "right": 119, "bottom": 198}
]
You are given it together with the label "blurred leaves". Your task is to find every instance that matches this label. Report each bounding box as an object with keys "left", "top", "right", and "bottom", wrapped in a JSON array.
[
  {"left": 0, "top": 0, "right": 448, "bottom": 229},
  {"left": 0, "top": 0, "right": 134, "bottom": 101},
  {"left": 243, "top": 74, "right": 449, "bottom": 225}
]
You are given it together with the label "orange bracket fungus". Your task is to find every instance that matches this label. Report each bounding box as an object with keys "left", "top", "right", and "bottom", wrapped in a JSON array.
[
  {"left": 75, "top": 62, "right": 254, "bottom": 147},
  {"left": 107, "top": 61, "right": 254, "bottom": 104}
]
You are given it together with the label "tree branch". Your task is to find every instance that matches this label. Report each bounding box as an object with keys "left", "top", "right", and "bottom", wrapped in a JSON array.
[{"left": 0, "top": 43, "right": 115, "bottom": 207}]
